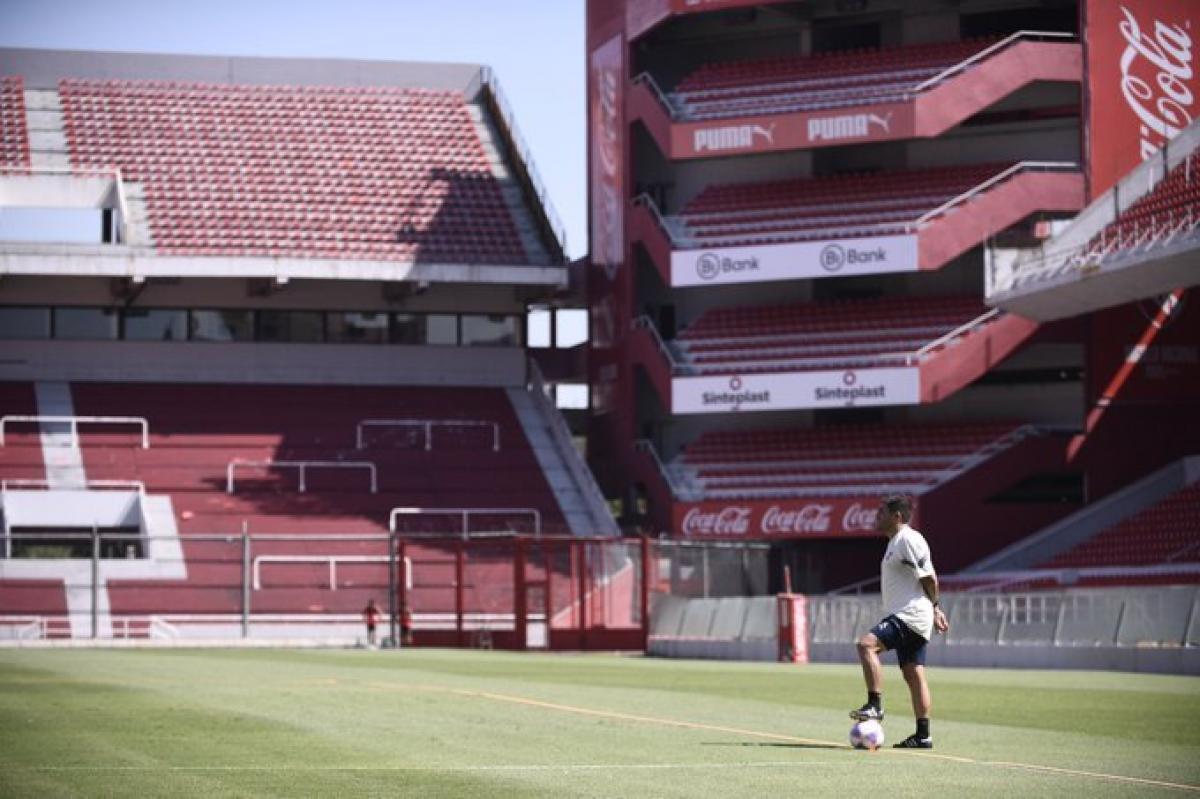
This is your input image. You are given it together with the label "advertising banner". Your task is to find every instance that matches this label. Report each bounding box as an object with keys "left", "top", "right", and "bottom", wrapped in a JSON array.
[
  {"left": 670, "top": 234, "right": 918, "bottom": 287},
  {"left": 672, "top": 368, "right": 921, "bottom": 414},
  {"left": 1086, "top": 0, "right": 1199, "bottom": 196},
  {"left": 672, "top": 103, "right": 915, "bottom": 158},
  {"left": 673, "top": 497, "right": 885, "bottom": 539},
  {"left": 590, "top": 34, "right": 625, "bottom": 282}
]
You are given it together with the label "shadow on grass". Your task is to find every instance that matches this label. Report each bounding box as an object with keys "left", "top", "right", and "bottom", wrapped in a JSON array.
[{"left": 701, "top": 742, "right": 845, "bottom": 751}]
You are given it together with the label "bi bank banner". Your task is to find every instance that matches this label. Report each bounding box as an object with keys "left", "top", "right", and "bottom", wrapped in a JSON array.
[
  {"left": 671, "top": 368, "right": 920, "bottom": 414},
  {"left": 674, "top": 498, "right": 885, "bottom": 539},
  {"left": 669, "top": 234, "right": 918, "bottom": 287}
]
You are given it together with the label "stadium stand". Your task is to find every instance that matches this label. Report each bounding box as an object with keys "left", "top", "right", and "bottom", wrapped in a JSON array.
[
  {"left": 1043, "top": 482, "right": 1200, "bottom": 569},
  {"left": 672, "top": 163, "right": 1013, "bottom": 248},
  {"left": 0, "top": 382, "right": 43, "bottom": 483},
  {"left": 669, "top": 37, "right": 999, "bottom": 121},
  {"left": 671, "top": 295, "right": 993, "bottom": 375},
  {"left": 58, "top": 79, "right": 530, "bottom": 263},
  {"left": 1071, "top": 153, "right": 1199, "bottom": 266},
  {"left": 672, "top": 421, "right": 1029, "bottom": 499},
  {"left": 0, "top": 75, "right": 30, "bottom": 168},
  {"left": 61, "top": 382, "right": 569, "bottom": 535}
]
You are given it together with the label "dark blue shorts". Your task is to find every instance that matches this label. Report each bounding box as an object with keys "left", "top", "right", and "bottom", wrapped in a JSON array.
[{"left": 870, "top": 615, "right": 928, "bottom": 667}]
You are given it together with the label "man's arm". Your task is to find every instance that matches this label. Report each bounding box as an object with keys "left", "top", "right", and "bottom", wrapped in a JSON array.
[{"left": 919, "top": 574, "right": 949, "bottom": 634}]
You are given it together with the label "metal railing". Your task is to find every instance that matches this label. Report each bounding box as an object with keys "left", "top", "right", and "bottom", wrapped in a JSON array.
[
  {"left": 907, "top": 308, "right": 1000, "bottom": 364},
  {"left": 226, "top": 459, "right": 378, "bottom": 494},
  {"left": 526, "top": 360, "right": 619, "bottom": 537},
  {"left": 1, "top": 478, "right": 145, "bottom": 495},
  {"left": 388, "top": 506, "right": 542, "bottom": 538},
  {"left": 912, "top": 161, "right": 1078, "bottom": 227},
  {"left": 909, "top": 30, "right": 1077, "bottom": 93},
  {"left": 632, "top": 315, "right": 682, "bottom": 371},
  {"left": 0, "top": 415, "right": 149, "bottom": 448},
  {"left": 356, "top": 419, "right": 500, "bottom": 452},
  {"left": 475, "top": 66, "right": 567, "bottom": 259},
  {"left": 252, "top": 554, "right": 412, "bottom": 592}
]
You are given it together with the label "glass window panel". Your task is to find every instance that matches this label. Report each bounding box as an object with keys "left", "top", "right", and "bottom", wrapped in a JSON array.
[
  {"left": 190, "top": 310, "right": 254, "bottom": 342},
  {"left": 123, "top": 309, "right": 187, "bottom": 341},
  {"left": 426, "top": 314, "right": 458, "bottom": 345},
  {"left": 526, "top": 308, "right": 551, "bottom": 348},
  {"left": 327, "top": 312, "right": 388, "bottom": 344},
  {"left": 0, "top": 307, "right": 51, "bottom": 339},
  {"left": 54, "top": 308, "right": 118, "bottom": 340},
  {"left": 391, "top": 313, "right": 424, "bottom": 345},
  {"left": 556, "top": 309, "right": 589, "bottom": 348},
  {"left": 461, "top": 314, "right": 520, "bottom": 347},
  {"left": 258, "top": 311, "right": 323, "bottom": 343}
]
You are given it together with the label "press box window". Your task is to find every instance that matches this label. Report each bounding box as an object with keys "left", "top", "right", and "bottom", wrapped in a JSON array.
[
  {"left": 190, "top": 310, "right": 255, "bottom": 342},
  {"left": 258, "top": 311, "right": 324, "bottom": 343},
  {"left": 124, "top": 309, "right": 187, "bottom": 341},
  {"left": 0, "top": 307, "right": 51, "bottom": 339},
  {"left": 392, "top": 313, "right": 458, "bottom": 345},
  {"left": 328, "top": 312, "right": 388, "bottom": 344},
  {"left": 462, "top": 314, "right": 520, "bottom": 347},
  {"left": 54, "top": 308, "right": 118, "bottom": 340}
]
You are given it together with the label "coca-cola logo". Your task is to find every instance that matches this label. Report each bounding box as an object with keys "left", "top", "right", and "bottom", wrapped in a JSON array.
[
  {"left": 681, "top": 506, "right": 751, "bottom": 536},
  {"left": 761, "top": 504, "right": 831, "bottom": 535},
  {"left": 842, "top": 502, "right": 878, "bottom": 531},
  {"left": 1118, "top": 5, "right": 1195, "bottom": 160}
]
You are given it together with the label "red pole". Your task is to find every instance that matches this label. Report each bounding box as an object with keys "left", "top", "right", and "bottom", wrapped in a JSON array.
[
  {"left": 514, "top": 537, "right": 528, "bottom": 651},
  {"left": 577, "top": 541, "right": 588, "bottom": 649},
  {"left": 543, "top": 540, "right": 554, "bottom": 650},
  {"left": 640, "top": 536, "right": 652, "bottom": 652},
  {"left": 455, "top": 540, "right": 465, "bottom": 648}
]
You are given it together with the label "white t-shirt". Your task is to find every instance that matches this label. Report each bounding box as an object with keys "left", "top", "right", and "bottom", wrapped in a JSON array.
[{"left": 880, "top": 524, "right": 936, "bottom": 641}]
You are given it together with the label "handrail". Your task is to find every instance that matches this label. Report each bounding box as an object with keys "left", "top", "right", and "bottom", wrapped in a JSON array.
[
  {"left": 908, "top": 308, "right": 1000, "bottom": 364},
  {"left": 632, "top": 192, "right": 677, "bottom": 237},
  {"left": 527, "top": 359, "right": 619, "bottom": 537},
  {"left": 356, "top": 419, "right": 500, "bottom": 452},
  {"left": 0, "top": 415, "right": 149, "bottom": 448},
  {"left": 226, "top": 459, "right": 377, "bottom": 494},
  {"left": 252, "top": 554, "right": 410, "bottom": 591},
  {"left": 1, "top": 478, "right": 146, "bottom": 494},
  {"left": 389, "top": 506, "right": 542, "bottom": 538},
  {"left": 632, "top": 71, "right": 677, "bottom": 119},
  {"left": 632, "top": 315, "right": 681, "bottom": 372},
  {"left": 910, "top": 30, "right": 1077, "bottom": 94},
  {"left": 633, "top": 439, "right": 691, "bottom": 499},
  {"left": 913, "top": 161, "right": 1078, "bottom": 227},
  {"left": 477, "top": 66, "right": 568, "bottom": 259}
]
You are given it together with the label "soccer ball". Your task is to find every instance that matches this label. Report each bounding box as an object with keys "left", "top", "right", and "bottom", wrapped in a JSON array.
[{"left": 849, "top": 719, "right": 885, "bottom": 750}]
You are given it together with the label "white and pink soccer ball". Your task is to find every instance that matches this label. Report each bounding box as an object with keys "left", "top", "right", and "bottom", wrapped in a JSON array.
[{"left": 849, "top": 720, "right": 885, "bottom": 750}]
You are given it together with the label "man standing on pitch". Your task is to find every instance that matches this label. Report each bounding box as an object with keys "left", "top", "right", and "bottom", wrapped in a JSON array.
[{"left": 850, "top": 495, "right": 949, "bottom": 749}]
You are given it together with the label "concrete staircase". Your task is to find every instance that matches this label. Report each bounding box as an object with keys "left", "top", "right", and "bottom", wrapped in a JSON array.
[
  {"left": 469, "top": 103, "right": 552, "bottom": 265},
  {"left": 506, "top": 386, "right": 618, "bottom": 538},
  {"left": 22, "top": 88, "right": 153, "bottom": 245}
]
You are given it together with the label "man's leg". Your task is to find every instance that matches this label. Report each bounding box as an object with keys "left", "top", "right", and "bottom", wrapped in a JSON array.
[
  {"left": 851, "top": 632, "right": 887, "bottom": 720},
  {"left": 856, "top": 633, "right": 885, "bottom": 694},
  {"left": 900, "top": 663, "right": 930, "bottom": 719},
  {"left": 895, "top": 662, "right": 933, "bottom": 747}
]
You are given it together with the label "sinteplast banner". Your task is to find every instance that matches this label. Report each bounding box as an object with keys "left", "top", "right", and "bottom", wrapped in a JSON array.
[
  {"left": 669, "top": 234, "right": 918, "bottom": 287},
  {"left": 671, "top": 368, "right": 920, "bottom": 414}
]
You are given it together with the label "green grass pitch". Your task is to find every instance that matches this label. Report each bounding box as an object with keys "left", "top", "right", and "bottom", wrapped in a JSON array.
[{"left": 1, "top": 648, "right": 1198, "bottom": 797}]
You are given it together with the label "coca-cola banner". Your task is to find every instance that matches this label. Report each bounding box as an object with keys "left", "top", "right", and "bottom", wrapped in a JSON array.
[
  {"left": 590, "top": 34, "right": 624, "bottom": 281},
  {"left": 670, "top": 234, "right": 918, "bottom": 287},
  {"left": 1086, "top": 0, "right": 1199, "bottom": 197},
  {"left": 672, "top": 368, "right": 921, "bottom": 414},
  {"left": 672, "top": 103, "right": 916, "bottom": 159},
  {"left": 674, "top": 498, "right": 885, "bottom": 539}
]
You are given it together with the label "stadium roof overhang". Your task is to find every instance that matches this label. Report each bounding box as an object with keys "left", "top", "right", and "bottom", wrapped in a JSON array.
[
  {"left": 986, "top": 237, "right": 1200, "bottom": 322},
  {"left": 0, "top": 244, "right": 568, "bottom": 289}
]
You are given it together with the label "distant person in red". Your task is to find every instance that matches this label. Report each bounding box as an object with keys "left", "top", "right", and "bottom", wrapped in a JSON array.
[{"left": 362, "top": 599, "right": 382, "bottom": 648}]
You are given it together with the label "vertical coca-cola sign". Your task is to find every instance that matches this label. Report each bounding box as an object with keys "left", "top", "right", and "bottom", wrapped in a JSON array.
[
  {"left": 590, "top": 35, "right": 624, "bottom": 281},
  {"left": 1087, "top": 1, "right": 1199, "bottom": 196}
]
